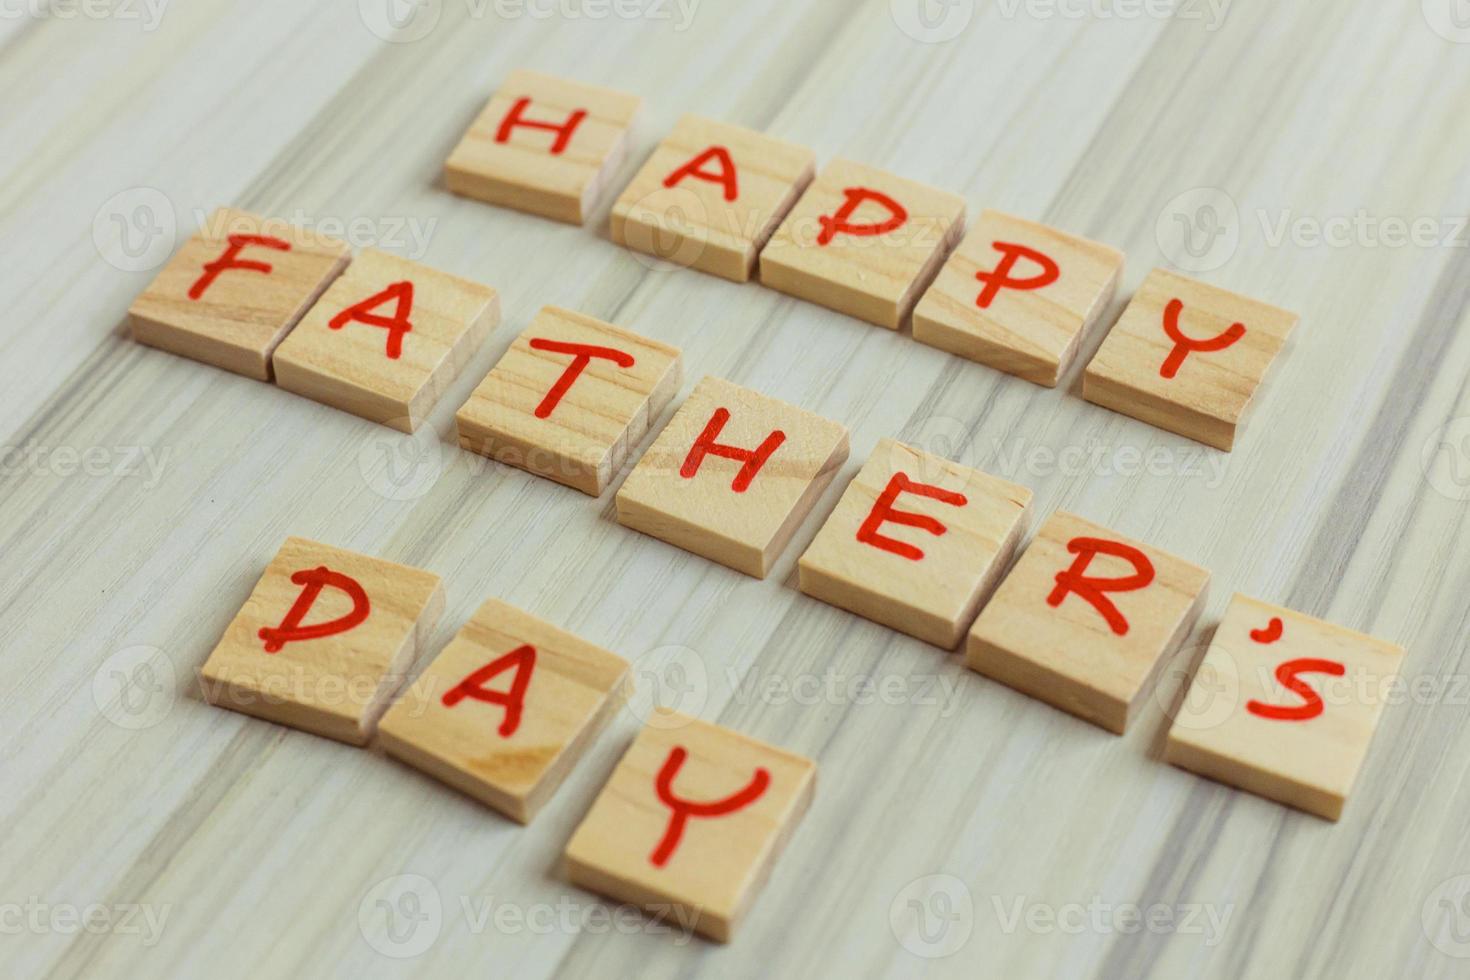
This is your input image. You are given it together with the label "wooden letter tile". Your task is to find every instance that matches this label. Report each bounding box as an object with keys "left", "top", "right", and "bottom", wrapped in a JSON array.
[
  {"left": 758, "top": 158, "right": 965, "bottom": 329},
  {"left": 798, "top": 439, "right": 1031, "bottom": 648},
  {"left": 966, "top": 511, "right": 1210, "bottom": 734},
  {"left": 445, "top": 68, "right": 642, "bottom": 225},
  {"left": 610, "top": 114, "right": 815, "bottom": 282},
  {"left": 1165, "top": 594, "right": 1404, "bottom": 820},
  {"left": 377, "top": 597, "right": 627, "bottom": 823},
  {"left": 564, "top": 710, "right": 816, "bottom": 943},
  {"left": 456, "top": 306, "right": 682, "bottom": 496},
  {"left": 129, "top": 207, "right": 349, "bottom": 381},
  {"left": 200, "top": 537, "right": 444, "bottom": 746},
  {"left": 272, "top": 249, "right": 500, "bottom": 433},
  {"left": 1082, "top": 268, "right": 1298, "bottom": 450},
  {"left": 615, "top": 376, "right": 849, "bottom": 578},
  {"left": 912, "top": 210, "right": 1124, "bottom": 386}
]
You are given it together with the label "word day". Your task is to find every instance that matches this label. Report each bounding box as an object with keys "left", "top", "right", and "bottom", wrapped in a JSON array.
[{"left": 122, "top": 69, "right": 1404, "bottom": 945}]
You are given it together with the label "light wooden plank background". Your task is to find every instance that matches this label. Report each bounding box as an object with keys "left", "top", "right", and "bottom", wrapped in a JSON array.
[{"left": 5, "top": 1, "right": 1470, "bottom": 976}]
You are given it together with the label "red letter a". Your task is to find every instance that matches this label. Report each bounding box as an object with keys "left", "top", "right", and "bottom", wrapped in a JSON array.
[
  {"left": 442, "top": 645, "right": 537, "bottom": 738},
  {"left": 1046, "top": 537, "right": 1155, "bottom": 636},
  {"left": 663, "top": 145, "right": 739, "bottom": 202},
  {"left": 679, "top": 408, "right": 785, "bottom": 493},
  {"left": 189, "top": 234, "right": 291, "bottom": 300},
  {"left": 975, "top": 241, "right": 1060, "bottom": 308},
  {"left": 650, "top": 746, "right": 770, "bottom": 867},
  {"left": 816, "top": 187, "right": 907, "bottom": 246},
  {"left": 329, "top": 281, "right": 414, "bottom": 360},
  {"left": 258, "top": 566, "right": 371, "bottom": 653}
]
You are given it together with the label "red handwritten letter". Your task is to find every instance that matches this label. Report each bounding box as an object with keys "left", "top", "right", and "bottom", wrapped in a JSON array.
[
  {"left": 856, "top": 472, "right": 968, "bottom": 561},
  {"left": 650, "top": 746, "right": 770, "bottom": 867},
  {"left": 1159, "top": 298, "right": 1245, "bottom": 379},
  {"left": 816, "top": 187, "right": 907, "bottom": 246},
  {"left": 257, "top": 566, "right": 370, "bottom": 653},
  {"left": 527, "top": 338, "right": 636, "bottom": 418},
  {"left": 679, "top": 408, "right": 785, "bottom": 493},
  {"left": 329, "top": 281, "right": 414, "bottom": 359},
  {"left": 496, "top": 97, "right": 587, "bottom": 155},
  {"left": 1247, "top": 658, "right": 1345, "bottom": 722},
  {"left": 663, "top": 145, "right": 738, "bottom": 202},
  {"left": 442, "top": 645, "right": 537, "bottom": 737},
  {"left": 975, "top": 241, "right": 1060, "bottom": 308},
  {"left": 1046, "top": 537, "right": 1155, "bottom": 636},
  {"left": 189, "top": 234, "right": 290, "bottom": 300}
]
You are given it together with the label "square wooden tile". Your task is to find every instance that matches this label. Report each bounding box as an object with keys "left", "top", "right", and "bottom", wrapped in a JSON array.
[
  {"left": 615, "top": 376, "right": 849, "bottom": 578},
  {"left": 610, "top": 114, "right": 815, "bottom": 282},
  {"left": 798, "top": 439, "right": 1031, "bottom": 649},
  {"left": 272, "top": 249, "right": 499, "bottom": 433},
  {"left": 377, "top": 597, "right": 627, "bottom": 823},
  {"left": 456, "top": 306, "right": 682, "bottom": 495},
  {"left": 1082, "top": 268, "right": 1298, "bottom": 450},
  {"left": 1165, "top": 594, "right": 1404, "bottom": 820},
  {"left": 966, "top": 511, "right": 1210, "bottom": 734},
  {"left": 564, "top": 710, "right": 816, "bottom": 943},
  {"left": 200, "top": 536, "right": 444, "bottom": 746},
  {"left": 758, "top": 158, "right": 965, "bottom": 329},
  {"left": 445, "top": 68, "right": 642, "bottom": 225},
  {"left": 912, "top": 210, "right": 1124, "bottom": 386},
  {"left": 129, "top": 207, "right": 349, "bottom": 381}
]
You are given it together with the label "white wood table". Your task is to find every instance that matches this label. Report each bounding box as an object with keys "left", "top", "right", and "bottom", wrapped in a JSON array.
[{"left": 5, "top": 1, "right": 1470, "bottom": 976}]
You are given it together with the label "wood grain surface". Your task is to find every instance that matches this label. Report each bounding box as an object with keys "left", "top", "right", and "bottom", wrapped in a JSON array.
[{"left": 5, "top": 1, "right": 1470, "bottom": 977}]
